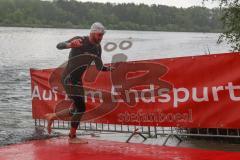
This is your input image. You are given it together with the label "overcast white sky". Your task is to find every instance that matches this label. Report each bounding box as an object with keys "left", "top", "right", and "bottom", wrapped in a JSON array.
[{"left": 76, "top": 0, "right": 220, "bottom": 8}]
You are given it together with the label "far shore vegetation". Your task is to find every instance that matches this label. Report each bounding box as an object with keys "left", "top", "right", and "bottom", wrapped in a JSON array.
[{"left": 0, "top": 0, "right": 223, "bottom": 33}]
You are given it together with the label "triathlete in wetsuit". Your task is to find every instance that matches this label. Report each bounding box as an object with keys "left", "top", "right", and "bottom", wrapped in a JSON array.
[{"left": 45, "top": 22, "right": 113, "bottom": 144}]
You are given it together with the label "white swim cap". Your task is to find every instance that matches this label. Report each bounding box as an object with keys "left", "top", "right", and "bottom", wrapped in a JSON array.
[{"left": 90, "top": 22, "right": 106, "bottom": 34}]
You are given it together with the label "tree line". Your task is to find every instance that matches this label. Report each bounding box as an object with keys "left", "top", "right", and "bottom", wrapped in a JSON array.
[{"left": 0, "top": 0, "right": 223, "bottom": 32}]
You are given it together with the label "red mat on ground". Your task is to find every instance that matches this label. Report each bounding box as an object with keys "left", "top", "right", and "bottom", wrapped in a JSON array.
[{"left": 1, "top": 137, "right": 240, "bottom": 160}]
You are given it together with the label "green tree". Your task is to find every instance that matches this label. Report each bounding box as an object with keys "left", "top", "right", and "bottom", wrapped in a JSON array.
[{"left": 205, "top": 0, "right": 240, "bottom": 51}]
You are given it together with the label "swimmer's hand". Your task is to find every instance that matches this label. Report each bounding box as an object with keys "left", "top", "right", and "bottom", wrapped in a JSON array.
[
  {"left": 107, "top": 66, "right": 115, "bottom": 71},
  {"left": 67, "top": 39, "right": 83, "bottom": 48}
]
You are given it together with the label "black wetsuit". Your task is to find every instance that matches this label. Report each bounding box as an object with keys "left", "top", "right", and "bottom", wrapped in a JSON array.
[{"left": 57, "top": 36, "right": 109, "bottom": 129}]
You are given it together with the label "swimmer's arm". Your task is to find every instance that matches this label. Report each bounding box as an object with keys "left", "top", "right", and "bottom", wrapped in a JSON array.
[
  {"left": 56, "top": 36, "right": 82, "bottom": 50},
  {"left": 94, "top": 46, "right": 111, "bottom": 71},
  {"left": 56, "top": 41, "right": 69, "bottom": 49},
  {"left": 94, "top": 55, "right": 113, "bottom": 71}
]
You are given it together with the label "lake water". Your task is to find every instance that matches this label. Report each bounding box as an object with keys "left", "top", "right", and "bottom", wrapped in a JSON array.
[{"left": 1, "top": 27, "right": 238, "bottom": 150}]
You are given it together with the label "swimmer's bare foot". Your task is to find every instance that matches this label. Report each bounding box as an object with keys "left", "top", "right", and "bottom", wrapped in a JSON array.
[
  {"left": 44, "top": 113, "right": 56, "bottom": 134},
  {"left": 68, "top": 128, "right": 88, "bottom": 144},
  {"left": 68, "top": 137, "right": 88, "bottom": 144}
]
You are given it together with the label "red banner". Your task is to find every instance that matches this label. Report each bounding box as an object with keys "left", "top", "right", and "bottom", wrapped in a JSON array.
[{"left": 31, "top": 52, "right": 240, "bottom": 128}]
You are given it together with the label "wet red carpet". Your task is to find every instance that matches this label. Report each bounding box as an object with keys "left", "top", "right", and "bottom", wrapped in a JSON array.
[{"left": 1, "top": 137, "right": 240, "bottom": 160}]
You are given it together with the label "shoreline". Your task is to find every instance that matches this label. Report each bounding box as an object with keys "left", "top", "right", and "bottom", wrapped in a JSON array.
[{"left": 0, "top": 25, "right": 222, "bottom": 33}]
